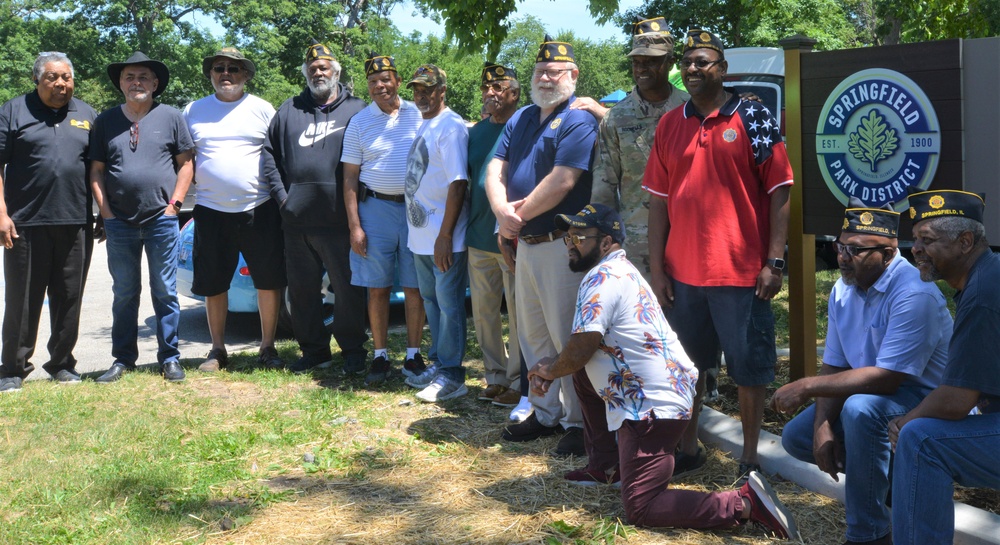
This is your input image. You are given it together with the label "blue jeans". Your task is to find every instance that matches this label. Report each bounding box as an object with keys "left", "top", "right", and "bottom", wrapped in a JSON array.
[
  {"left": 782, "top": 386, "right": 929, "bottom": 542},
  {"left": 892, "top": 412, "right": 1000, "bottom": 545},
  {"left": 104, "top": 215, "right": 181, "bottom": 365},
  {"left": 414, "top": 252, "right": 467, "bottom": 382}
]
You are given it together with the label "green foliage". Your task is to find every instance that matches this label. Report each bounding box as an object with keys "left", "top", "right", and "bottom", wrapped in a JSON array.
[
  {"left": 848, "top": 109, "right": 898, "bottom": 172},
  {"left": 545, "top": 517, "right": 636, "bottom": 545}
]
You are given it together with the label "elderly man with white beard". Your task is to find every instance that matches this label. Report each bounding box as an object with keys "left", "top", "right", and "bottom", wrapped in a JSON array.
[
  {"left": 262, "top": 41, "right": 369, "bottom": 375},
  {"left": 485, "top": 35, "right": 599, "bottom": 456}
]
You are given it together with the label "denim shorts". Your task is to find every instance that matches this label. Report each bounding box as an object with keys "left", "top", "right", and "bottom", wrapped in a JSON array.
[
  {"left": 349, "top": 197, "right": 418, "bottom": 289},
  {"left": 664, "top": 281, "right": 776, "bottom": 386}
]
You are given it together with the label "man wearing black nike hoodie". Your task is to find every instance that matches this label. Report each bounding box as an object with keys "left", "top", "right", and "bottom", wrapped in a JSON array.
[{"left": 263, "top": 42, "right": 368, "bottom": 373}]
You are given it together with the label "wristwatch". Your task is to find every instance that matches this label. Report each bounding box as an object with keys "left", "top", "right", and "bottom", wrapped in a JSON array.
[
  {"left": 766, "top": 257, "right": 785, "bottom": 270},
  {"left": 169, "top": 199, "right": 182, "bottom": 210}
]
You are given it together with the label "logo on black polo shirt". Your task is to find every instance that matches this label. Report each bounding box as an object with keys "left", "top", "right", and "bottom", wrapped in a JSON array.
[
  {"left": 816, "top": 69, "right": 940, "bottom": 209},
  {"left": 70, "top": 119, "right": 90, "bottom": 130}
]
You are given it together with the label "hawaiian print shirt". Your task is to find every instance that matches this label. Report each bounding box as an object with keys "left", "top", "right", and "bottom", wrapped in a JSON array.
[{"left": 573, "top": 249, "right": 699, "bottom": 431}]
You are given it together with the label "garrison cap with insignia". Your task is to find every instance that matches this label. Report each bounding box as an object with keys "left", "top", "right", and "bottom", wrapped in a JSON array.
[
  {"left": 633, "top": 16, "right": 669, "bottom": 36},
  {"left": 536, "top": 34, "right": 575, "bottom": 64},
  {"left": 554, "top": 203, "right": 626, "bottom": 245},
  {"left": 907, "top": 187, "right": 985, "bottom": 224},
  {"left": 843, "top": 197, "right": 899, "bottom": 238},
  {"left": 482, "top": 62, "right": 517, "bottom": 84},
  {"left": 682, "top": 28, "right": 725, "bottom": 58},
  {"left": 306, "top": 41, "right": 336, "bottom": 64},
  {"left": 365, "top": 51, "right": 397, "bottom": 77}
]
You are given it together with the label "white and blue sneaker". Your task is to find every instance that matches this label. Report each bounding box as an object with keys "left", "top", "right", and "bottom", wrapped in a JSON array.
[
  {"left": 404, "top": 364, "right": 438, "bottom": 388},
  {"left": 416, "top": 374, "right": 468, "bottom": 403}
]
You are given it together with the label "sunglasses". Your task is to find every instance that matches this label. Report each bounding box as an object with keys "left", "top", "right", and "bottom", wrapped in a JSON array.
[
  {"left": 677, "top": 59, "right": 723, "bottom": 71},
  {"left": 834, "top": 242, "right": 886, "bottom": 258},
  {"left": 563, "top": 233, "right": 602, "bottom": 246},
  {"left": 129, "top": 122, "right": 138, "bottom": 152},
  {"left": 212, "top": 65, "right": 242, "bottom": 74},
  {"left": 479, "top": 83, "right": 510, "bottom": 93}
]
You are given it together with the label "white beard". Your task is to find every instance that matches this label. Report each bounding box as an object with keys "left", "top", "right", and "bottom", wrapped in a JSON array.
[{"left": 531, "top": 77, "right": 575, "bottom": 109}]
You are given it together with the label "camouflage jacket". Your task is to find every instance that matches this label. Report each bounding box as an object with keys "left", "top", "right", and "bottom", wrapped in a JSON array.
[{"left": 592, "top": 86, "right": 688, "bottom": 277}]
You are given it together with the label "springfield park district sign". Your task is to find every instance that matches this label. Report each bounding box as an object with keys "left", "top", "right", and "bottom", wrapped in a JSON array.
[{"left": 815, "top": 68, "right": 941, "bottom": 209}]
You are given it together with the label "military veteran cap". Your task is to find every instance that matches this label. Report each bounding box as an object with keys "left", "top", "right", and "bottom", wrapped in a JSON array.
[
  {"left": 536, "top": 34, "right": 575, "bottom": 63},
  {"left": 482, "top": 62, "right": 517, "bottom": 84},
  {"left": 202, "top": 47, "right": 256, "bottom": 80},
  {"left": 907, "top": 188, "right": 986, "bottom": 224},
  {"left": 365, "top": 52, "right": 397, "bottom": 77},
  {"left": 306, "top": 41, "right": 336, "bottom": 64},
  {"left": 407, "top": 64, "right": 445, "bottom": 88},
  {"left": 682, "top": 28, "right": 725, "bottom": 58},
  {"left": 633, "top": 16, "right": 669, "bottom": 36},
  {"left": 842, "top": 197, "right": 899, "bottom": 238},
  {"left": 554, "top": 204, "right": 626, "bottom": 244}
]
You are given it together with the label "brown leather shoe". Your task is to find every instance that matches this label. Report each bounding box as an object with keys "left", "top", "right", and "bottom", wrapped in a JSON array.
[
  {"left": 491, "top": 388, "right": 522, "bottom": 407},
  {"left": 478, "top": 384, "right": 508, "bottom": 401},
  {"left": 198, "top": 348, "right": 228, "bottom": 372}
]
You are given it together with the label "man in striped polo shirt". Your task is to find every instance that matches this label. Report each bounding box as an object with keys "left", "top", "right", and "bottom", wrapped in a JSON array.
[{"left": 343, "top": 53, "right": 427, "bottom": 386}]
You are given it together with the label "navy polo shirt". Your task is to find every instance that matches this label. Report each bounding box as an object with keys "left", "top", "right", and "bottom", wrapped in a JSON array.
[
  {"left": 495, "top": 96, "right": 597, "bottom": 237},
  {"left": 0, "top": 91, "right": 96, "bottom": 226},
  {"left": 945, "top": 251, "right": 1000, "bottom": 414}
]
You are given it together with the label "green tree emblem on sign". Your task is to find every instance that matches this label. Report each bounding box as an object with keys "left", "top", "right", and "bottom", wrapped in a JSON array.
[{"left": 848, "top": 109, "right": 899, "bottom": 172}]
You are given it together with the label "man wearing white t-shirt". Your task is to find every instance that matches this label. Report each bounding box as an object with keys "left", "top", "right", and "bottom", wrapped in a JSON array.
[
  {"left": 400, "top": 65, "right": 470, "bottom": 402},
  {"left": 183, "top": 48, "right": 285, "bottom": 371}
]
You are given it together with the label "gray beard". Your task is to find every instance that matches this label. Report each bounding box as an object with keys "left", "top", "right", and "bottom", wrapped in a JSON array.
[{"left": 308, "top": 79, "right": 335, "bottom": 101}]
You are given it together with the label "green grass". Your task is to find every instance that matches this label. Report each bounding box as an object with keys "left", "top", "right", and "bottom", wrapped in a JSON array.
[{"left": 0, "top": 272, "right": 960, "bottom": 544}]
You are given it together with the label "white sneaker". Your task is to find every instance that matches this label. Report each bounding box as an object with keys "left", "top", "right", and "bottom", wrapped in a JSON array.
[
  {"left": 508, "top": 396, "right": 533, "bottom": 422},
  {"left": 416, "top": 375, "right": 468, "bottom": 402},
  {"left": 404, "top": 364, "right": 437, "bottom": 388}
]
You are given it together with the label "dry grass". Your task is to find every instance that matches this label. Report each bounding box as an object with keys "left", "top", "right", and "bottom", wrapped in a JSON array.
[{"left": 194, "top": 365, "right": 846, "bottom": 545}]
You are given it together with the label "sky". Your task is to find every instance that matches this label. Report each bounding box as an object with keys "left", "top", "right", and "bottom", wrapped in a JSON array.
[{"left": 391, "top": 0, "right": 646, "bottom": 42}]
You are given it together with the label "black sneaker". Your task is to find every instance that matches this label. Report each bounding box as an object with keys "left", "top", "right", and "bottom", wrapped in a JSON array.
[
  {"left": 501, "top": 412, "right": 562, "bottom": 442},
  {"left": 343, "top": 353, "right": 366, "bottom": 376},
  {"left": 672, "top": 446, "right": 707, "bottom": 479},
  {"left": 0, "top": 376, "right": 23, "bottom": 393},
  {"left": 289, "top": 354, "right": 333, "bottom": 374},
  {"left": 257, "top": 346, "right": 284, "bottom": 369},
  {"left": 736, "top": 462, "right": 763, "bottom": 487},
  {"left": 365, "top": 355, "right": 391, "bottom": 385},
  {"left": 402, "top": 353, "right": 427, "bottom": 378}
]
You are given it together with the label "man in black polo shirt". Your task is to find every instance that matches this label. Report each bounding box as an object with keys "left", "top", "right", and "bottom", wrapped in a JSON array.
[{"left": 0, "top": 52, "right": 97, "bottom": 392}]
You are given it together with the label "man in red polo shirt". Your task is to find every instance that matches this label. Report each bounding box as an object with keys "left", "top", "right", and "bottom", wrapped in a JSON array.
[{"left": 643, "top": 29, "right": 793, "bottom": 483}]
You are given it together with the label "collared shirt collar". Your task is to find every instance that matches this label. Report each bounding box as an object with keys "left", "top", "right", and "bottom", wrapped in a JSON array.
[{"left": 682, "top": 88, "right": 741, "bottom": 120}]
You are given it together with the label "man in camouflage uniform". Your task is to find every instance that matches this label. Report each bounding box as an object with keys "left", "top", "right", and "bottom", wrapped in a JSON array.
[{"left": 591, "top": 17, "right": 688, "bottom": 280}]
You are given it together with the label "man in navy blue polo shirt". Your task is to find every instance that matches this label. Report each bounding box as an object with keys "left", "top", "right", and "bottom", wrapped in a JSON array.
[
  {"left": 485, "top": 35, "right": 598, "bottom": 456},
  {"left": 0, "top": 52, "right": 97, "bottom": 392}
]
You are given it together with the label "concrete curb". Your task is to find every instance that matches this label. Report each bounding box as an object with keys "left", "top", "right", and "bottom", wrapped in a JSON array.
[{"left": 699, "top": 407, "right": 1000, "bottom": 545}]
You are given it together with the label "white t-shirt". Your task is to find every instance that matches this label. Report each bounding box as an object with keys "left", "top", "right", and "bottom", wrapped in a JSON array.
[
  {"left": 341, "top": 99, "right": 423, "bottom": 195},
  {"left": 183, "top": 93, "right": 275, "bottom": 212},
  {"left": 404, "top": 108, "right": 469, "bottom": 255},
  {"left": 573, "top": 249, "right": 700, "bottom": 431}
]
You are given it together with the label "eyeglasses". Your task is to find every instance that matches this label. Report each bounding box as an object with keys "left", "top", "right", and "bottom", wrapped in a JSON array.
[
  {"left": 834, "top": 242, "right": 886, "bottom": 258},
  {"left": 212, "top": 65, "right": 242, "bottom": 74},
  {"left": 479, "top": 83, "right": 510, "bottom": 93},
  {"left": 533, "top": 68, "right": 571, "bottom": 80},
  {"left": 563, "top": 233, "right": 602, "bottom": 246},
  {"left": 129, "top": 122, "right": 139, "bottom": 152},
  {"left": 677, "top": 58, "right": 723, "bottom": 71}
]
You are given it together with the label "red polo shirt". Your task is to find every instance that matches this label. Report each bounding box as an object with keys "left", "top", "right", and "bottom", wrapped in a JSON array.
[{"left": 642, "top": 93, "right": 793, "bottom": 287}]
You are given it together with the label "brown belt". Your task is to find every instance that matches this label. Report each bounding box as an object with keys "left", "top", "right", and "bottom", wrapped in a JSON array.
[{"left": 519, "top": 229, "right": 566, "bottom": 245}]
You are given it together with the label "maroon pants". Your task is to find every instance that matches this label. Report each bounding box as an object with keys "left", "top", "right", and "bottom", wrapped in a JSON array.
[{"left": 573, "top": 367, "right": 743, "bottom": 528}]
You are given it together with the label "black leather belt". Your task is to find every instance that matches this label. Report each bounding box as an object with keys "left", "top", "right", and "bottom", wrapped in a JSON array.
[
  {"left": 363, "top": 185, "right": 405, "bottom": 203},
  {"left": 520, "top": 229, "right": 566, "bottom": 245}
]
